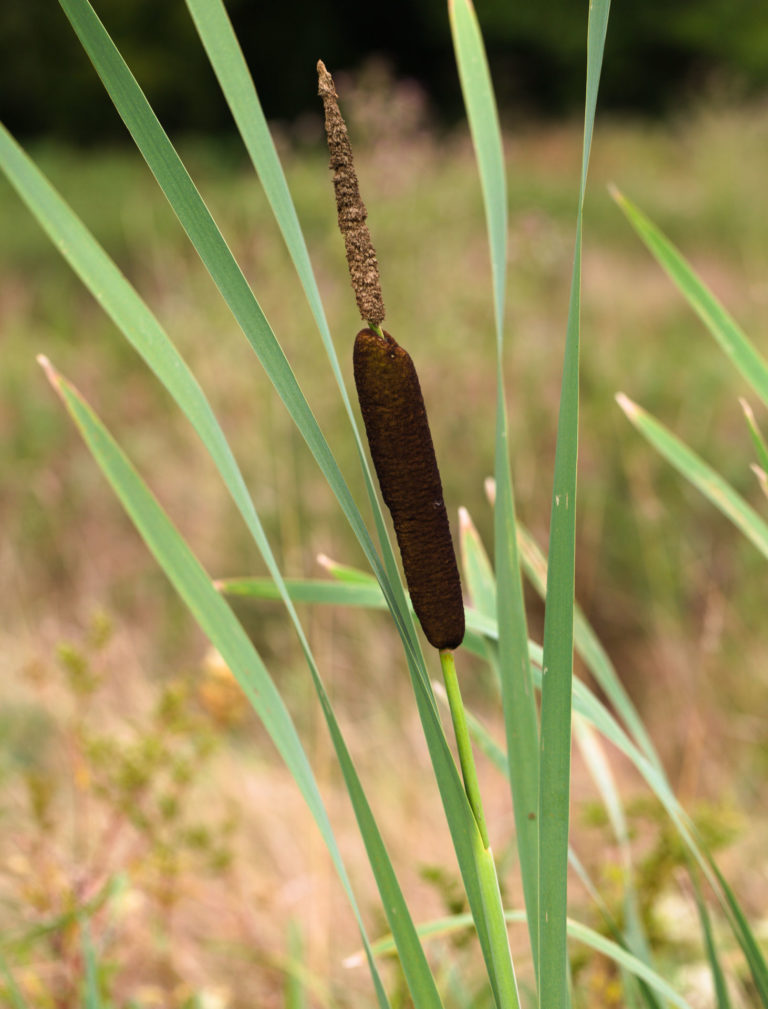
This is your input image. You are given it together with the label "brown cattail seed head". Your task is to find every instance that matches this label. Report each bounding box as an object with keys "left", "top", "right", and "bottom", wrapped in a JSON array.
[
  {"left": 353, "top": 328, "right": 465, "bottom": 650},
  {"left": 317, "top": 60, "right": 385, "bottom": 327}
]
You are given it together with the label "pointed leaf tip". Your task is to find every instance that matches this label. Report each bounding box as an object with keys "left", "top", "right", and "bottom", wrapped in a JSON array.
[
  {"left": 740, "top": 397, "right": 755, "bottom": 422},
  {"left": 37, "top": 354, "right": 65, "bottom": 401},
  {"left": 484, "top": 477, "right": 496, "bottom": 506},
  {"left": 615, "top": 392, "right": 637, "bottom": 417},
  {"left": 37, "top": 352, "right": 53, "bottom": 375},
  {"left": 751, "top": 464, "right": 768, "bottom": 499}
]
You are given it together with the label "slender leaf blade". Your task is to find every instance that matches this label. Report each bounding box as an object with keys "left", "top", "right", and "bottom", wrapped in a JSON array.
[
  {"left": 41, "top": 358, "right": 396, "bottom": 1008},
  {"left": 0, "top": 954, "right": 28, "bottom": 1009},
  {"left": 449, "top": 0, "right": 540, "bottom": 973},
  {"left": 690, "top": 873, "right": 733, "bottom": 1009},
  {"left": 539, "top": 4, "right": 611, "bottom": 1006},
  {"left": 617, "top": 394, "right": 768, "bottom": 562},
  {"left": 740, "top": 398, "right": 768, "bottom": 473},
  {"left": 81, "top": 921, "right": 102, "bottom": 1009},
  {"left": 612, "top": 189, "right": 768, "bottom": 408},
  {"left": 448, "top": 0, "right": 506, "bottom": 340},
  {"left": 517, "top": 522, "right": 662, "bottom": 772},
  {"left": 706, "top": 857, "right": 768, "bottom": 1006},
  {"left": 55, "top": 0, "right": 422, "bottom": 656},
  {"left": 361, "top": 911, "right": 694, "bottom": 1009}
]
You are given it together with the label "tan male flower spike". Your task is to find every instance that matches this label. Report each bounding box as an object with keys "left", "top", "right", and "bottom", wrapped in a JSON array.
[{"left": 317, "top": 60, "right": 385, "bottom": 326}]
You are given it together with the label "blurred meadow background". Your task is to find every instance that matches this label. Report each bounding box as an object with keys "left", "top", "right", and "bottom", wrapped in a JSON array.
[{"left": 2, "top": 1, "right": 768, "bottom": 1005}]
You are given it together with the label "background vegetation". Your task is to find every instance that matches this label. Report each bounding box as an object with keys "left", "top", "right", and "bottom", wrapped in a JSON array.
[{"left": 3, "top": 0, "right": 768, "bottom": 139}]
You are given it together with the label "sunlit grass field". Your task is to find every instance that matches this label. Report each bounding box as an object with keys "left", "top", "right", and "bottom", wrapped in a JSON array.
[{"left": 3, "top": 91, "right": 768, "bottom": 1005}]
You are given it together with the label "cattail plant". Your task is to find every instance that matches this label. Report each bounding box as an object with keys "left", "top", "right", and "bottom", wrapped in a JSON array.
[
  {"left": 317, "top": 59, "right": 465, "bottom": 654},
  {"left": 317, "top": 60, "right": 494, "bottom": 854},
  {"left": 5, "top": 0, "right": 768, "bottom": 1004}
]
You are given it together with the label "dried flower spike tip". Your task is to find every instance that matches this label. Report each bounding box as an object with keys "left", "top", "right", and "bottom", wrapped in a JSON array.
[
  {"left": 317, "top": 60, "right": 385, "bottom": 327},
  {"left": 353, "top": 328, "right": 465, "bottom": 650}
]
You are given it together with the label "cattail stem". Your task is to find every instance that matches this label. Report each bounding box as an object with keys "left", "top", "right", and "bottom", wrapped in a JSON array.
[{"left": 440, "top": 648, "right": 490, "bottom": 848}]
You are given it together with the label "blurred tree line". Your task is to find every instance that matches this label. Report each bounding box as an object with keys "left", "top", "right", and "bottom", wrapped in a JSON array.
[{"left": 2, "top": 0, "right": 767, "bottom": 142}]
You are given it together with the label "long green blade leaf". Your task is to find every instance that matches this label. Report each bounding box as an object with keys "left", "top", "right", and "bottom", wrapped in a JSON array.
[
  {"left": 181, "top": 0, "right": 412, "bottom": 620},
  {"left": 690, "top": 872, "right": 733, "bottom": 1009},
  {"left": 359, "top": 911, "right": 693, "bottom": 1009},
  {"left": 181, "top": 0, "right": 339, "bottom": 397},
  {"left": 448, "top": 0, "right": 506, "bottom": 341},
  {"left": 538, "top": 4, "right": 611, "bottom": 1006},
  {"left": 55, "top": 0, "right": 422, "bottom": 657},
  {"left": 0, "top": 954, "right": 28, "bottom": 1009},
  {"left": 706, "top": 858, "right": 768, "bottom": 1006},
  {"left": 81, "top": 921, "right": 102, "bottom": 1009},
  {"left": 0, "top": 124, "right": 324, "bottom": 688},
  {"left": 449, "top": 0, "right": 540, "bottom": 974},
  {"left": 612, "top": 189, "right": 768, "bottom": 408},
  {"left": 617, "top": 394, "right": 768, "bottom": 562},
  {"left": 517, "top": 522, "right": 662, "bottom": 772},
  {"left": 40, "top": 358, "right": 397, "bottom": 1008}
]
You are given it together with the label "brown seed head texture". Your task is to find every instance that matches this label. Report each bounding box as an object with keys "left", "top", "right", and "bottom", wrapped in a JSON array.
[
  {"left": 353, "top": 328, "right": 465, "bottom": 650},
  {"left": 317, "top": 61, "right": 385, "bottom": 326}
]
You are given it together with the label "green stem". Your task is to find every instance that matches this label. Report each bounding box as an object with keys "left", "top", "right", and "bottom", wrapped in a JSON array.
[
  {"left": 440, "top": 648, "right": 490, "bottom": 849},
  {"left": 441, "top": 649, "right": 520, "bottom": 1009}
]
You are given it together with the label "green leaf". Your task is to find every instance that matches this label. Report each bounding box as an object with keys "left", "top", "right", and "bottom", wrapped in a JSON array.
[
  {"left": 181, "top": 0, "right": 345, "bottom": 408},
  {"left": 0, "top": 123, "right": 326, "bottom": 699},
  {"left": 690, "top": 873, "right": 733, "bottom": 1009},
  {"left": 706, "top": 858, "right": 768, "bottom": 1007},
  {"left": 458, "top": 507, "right": 497, "bottom": 622},
  {"left": 517, "top": 522, "right": 662, "bottom": 772},
  {"left": 448, "top": 0, "right": 506, "bottom": 342},
  {"left": 573, "top": 717, "right": 655, "bottom": 1000},
  {"left": 617, "top": 394, "right": 768, "bottom": 563},
  {"left": 0, "top": 953, "right": 28, "bottom": 1009},
  {"left": 538, "top": 3, "right": 612, "bottom": 1006},
  {"left": 449, "top": 0, "right": 540, "bottom": 977},
  {"left": 181, "top": 0, "right": 412, "bottom": 621},
  {"left": 319, "top": 555, "right": 383, "bottom": 585},
  {"left": 55, "top": 0, "right": 420, "bottom": 658},
  {"left": 740, "top": 398, "right": 768, "bottom": 474},
  {"left": 612, "top": 189, "right": 768, "bottom": 408},
  {"left": 216, "top": 576, "right": 492, "bottom": 659},
  {"left": 41, "top": 358, "right": 399, "bottom": 1008},
  {"left": 284, "top": 922, "right": 308, "bottom": 1009},
  {"left": 358, "top": 911, "right": 693, "bottom": 1009},
  {"left": 218, "top": 576, "right": 387, "bottom": 610},
  {"left": 81, "top": 920, "right": 103, "bottom": 1009}
]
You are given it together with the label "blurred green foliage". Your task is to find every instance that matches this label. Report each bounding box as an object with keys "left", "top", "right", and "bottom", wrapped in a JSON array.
[{"left": 2, "top": 0, "right": 768, "bottom": 142}]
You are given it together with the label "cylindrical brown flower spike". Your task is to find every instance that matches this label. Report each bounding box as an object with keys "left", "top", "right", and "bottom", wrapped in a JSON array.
[{"left": 353, "top": 328, "right": 465, "bottom": 650}]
